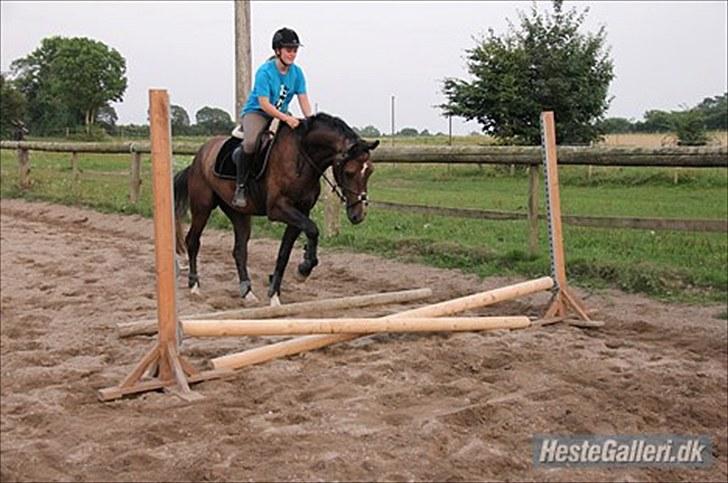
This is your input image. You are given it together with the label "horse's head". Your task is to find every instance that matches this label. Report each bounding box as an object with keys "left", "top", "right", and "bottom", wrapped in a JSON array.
[
  {"left": 299, "top": 114, "right": 379, "bottom": 224},
  {"left": 331, "top": 138, "right": 379, "bottom": 224}
]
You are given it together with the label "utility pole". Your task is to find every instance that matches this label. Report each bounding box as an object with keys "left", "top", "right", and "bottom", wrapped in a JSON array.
[
  {"left": 234, "top": 0, "right": 251, "bottom": 121},
  {"left": 448, "top": 115, "right": 453, "bottom": 146},
  {"left": 390, "top": 95, "right": 395, "bottom": 146}
]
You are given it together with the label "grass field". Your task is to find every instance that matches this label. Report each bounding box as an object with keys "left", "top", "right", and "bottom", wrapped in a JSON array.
[{"left": 1, "top": 142, "right": 726, "bottom": 305}]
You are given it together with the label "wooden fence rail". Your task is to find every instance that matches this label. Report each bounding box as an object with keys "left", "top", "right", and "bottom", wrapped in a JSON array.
[
  {"left": 2, "top": 141, "right": 726, "bottom": 244},
  {"left": 3, "top": 141, "right": 727, "bottom": 167}
]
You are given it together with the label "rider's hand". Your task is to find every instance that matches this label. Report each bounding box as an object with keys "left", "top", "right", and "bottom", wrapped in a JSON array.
[{"left": 284, "top": 115, "right": 300, "bottom": 129}]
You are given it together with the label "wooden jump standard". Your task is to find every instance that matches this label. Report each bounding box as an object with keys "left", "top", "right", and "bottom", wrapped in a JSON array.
[
  {"left": 117, "top": 287, "right": 434, "bottom": 338},
  {"left": 98, "top": 90, "right": 232, "bottom": 402},
  {"left": 539, "top": 111, "right": 591, "bottom": 321}
]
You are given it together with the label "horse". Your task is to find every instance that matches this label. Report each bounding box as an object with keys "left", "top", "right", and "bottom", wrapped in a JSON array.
[{"left": 173, "top": 112, "right": 379, "bottom": 306}]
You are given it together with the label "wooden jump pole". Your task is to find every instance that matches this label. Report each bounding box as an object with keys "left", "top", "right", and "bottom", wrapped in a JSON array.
[
  {"left": 98, "top": 89, "right": 231, "bottom": 402},
  {"left": 116, "top": 288, "right": 433, "bottom": 338},
  {"left": 540, "top": 111, "right": 593, "bottom": 322},
  {"left": 182, "top": 316, "right": 531, "bottom": 337},
  {"left": 210, "top": 276, "right": 554, "bottom": 370}
]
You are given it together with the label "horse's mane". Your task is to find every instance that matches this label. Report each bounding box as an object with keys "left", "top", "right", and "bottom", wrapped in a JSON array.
[{"left": 301, "top": 112, "right": 360, "bottom": 142}]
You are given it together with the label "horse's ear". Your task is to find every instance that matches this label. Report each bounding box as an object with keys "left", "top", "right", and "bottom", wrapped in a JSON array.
[{"left": 368, "top": 140, "right": 380, "bottom": 151}]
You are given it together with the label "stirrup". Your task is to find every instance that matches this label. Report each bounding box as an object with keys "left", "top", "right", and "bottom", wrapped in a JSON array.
[{"left": 231, "top": 185, "right": 248, "bottom": 208}]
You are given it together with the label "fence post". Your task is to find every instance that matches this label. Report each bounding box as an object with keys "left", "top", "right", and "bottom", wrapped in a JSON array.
[
  {"left": 129, "top": 151, "right": 142, "bottom": 204},
  {"left": 71, "top": 151, "right": 80, "bottom": 184},
  {"left": 17, "top": 148, "right": 30, "bottom": 190},
  {"left": 527, "top": 164, "right": 539, "bottom": 257},
  {"left": 322, "top": 166, "right": 340, "bottom": 237}
]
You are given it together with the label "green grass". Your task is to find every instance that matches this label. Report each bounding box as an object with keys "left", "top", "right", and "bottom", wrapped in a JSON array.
[
  {"left": 2, "top": 148, "right": 726, "bottom": 305},
  {"left": 371, "top": 164, "right": 728, "bottom": 219}
]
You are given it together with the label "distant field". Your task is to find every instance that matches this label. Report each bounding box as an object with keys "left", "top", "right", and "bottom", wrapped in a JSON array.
[
  {"left": 598, "top": 131, "right": 728, "bottom": 148},
  {"left": 1, "top": 145, "right": 725, "bottom": 304}
]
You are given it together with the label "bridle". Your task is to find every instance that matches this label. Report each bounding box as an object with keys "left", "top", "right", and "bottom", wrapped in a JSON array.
[{"left": 298, "top": 144, "right": 370, "bottom": 210}]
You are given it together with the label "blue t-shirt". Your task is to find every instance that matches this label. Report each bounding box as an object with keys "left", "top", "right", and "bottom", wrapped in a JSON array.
[{"left": 241, "top": 59, "right": 307, "bottom": 116}]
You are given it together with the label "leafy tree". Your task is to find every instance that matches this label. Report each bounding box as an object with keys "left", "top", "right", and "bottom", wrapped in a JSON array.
[
  {"left": 420, "top": 129, "right": 431, "bottom": 136},
  {"left": 10, "top": 36, "right": 127, "bottom": 134},
  {"left": 694, "top": 93, "right": 727, "bottom": 130},
  {"left": 633, "top": 110, "right": 673, "bottom": 132},
  {"left": 0, "top": 74, "right": 27, "bottom": 138},
  {"left": 597, "top": 117, "right": 634, "bottom": 134},
  {"left": 359, "top": 125, "right": 381, "bottom": 137},
  {"left": 171, "top": 104, "right": 191, "bottom": 134},
  {"left": 441, "top": 0, "right": 614, "bottom": 144},
  {"left": 195, "top": 106, "right": 234, "bottom": 134},
  {"left": 398, "top": 127, "right": 419, "bottom": 137}
]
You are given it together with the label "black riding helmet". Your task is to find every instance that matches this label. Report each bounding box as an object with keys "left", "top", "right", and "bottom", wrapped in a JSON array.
[{"left": 272, "top": 28, "right": 302, "bottom": 50}]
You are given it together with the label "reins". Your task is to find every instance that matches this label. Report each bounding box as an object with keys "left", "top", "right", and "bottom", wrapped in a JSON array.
[{"left": 297, "top": 144, "right": 369, "bottom": 210}]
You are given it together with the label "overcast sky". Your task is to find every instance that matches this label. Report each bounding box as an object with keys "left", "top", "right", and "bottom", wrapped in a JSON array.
[{"left": 2, "top": 1, "right": 726, "bottom": 134}]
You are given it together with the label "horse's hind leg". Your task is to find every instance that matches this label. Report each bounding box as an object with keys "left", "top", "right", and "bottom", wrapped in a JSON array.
[
  {"left": 186, "top": 188, "right": 217, "bottom": 295},
  {"left": 219, "top": 204, "right": 258, "bottom": 304}
]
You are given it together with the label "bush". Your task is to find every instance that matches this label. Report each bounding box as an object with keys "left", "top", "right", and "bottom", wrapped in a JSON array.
[
  {"left": 67, "top": 125, "right": 110, "bottom": 142},
  {"left": 672, "top": 110, "right": 708, "bottom": 146}
]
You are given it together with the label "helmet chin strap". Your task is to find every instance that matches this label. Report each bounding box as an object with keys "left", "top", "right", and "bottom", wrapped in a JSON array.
[{"left": 275, "top": 51, "right": 292, "bottom": 68}]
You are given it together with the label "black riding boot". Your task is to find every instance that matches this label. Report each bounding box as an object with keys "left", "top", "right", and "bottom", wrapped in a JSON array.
[{"left": 232, "top": 147, "right": 252, "bottom": 208}]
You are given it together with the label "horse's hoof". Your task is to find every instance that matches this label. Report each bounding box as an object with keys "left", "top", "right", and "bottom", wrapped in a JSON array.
[
  {"left": 244, "top": 291, "right": 259, "bottom": 304},
  {"left": 293, "top": 268, "right": 308, "bottom": 283},
  {"left": 269, "top": 294, "right": 281, "bottom": 307},
  {"left": 239, "top": 280, "right": 253, "bottom": 298},
  {"left": 190, "top": 282, "right": 201, "bottom": 296}
]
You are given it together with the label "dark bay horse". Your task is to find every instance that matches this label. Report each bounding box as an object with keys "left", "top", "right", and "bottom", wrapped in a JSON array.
[{"left": 173, "top": 113, "right": 379, "bottom": 306}]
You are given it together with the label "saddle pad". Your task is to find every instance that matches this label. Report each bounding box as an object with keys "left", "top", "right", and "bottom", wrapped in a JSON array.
[
  {"left": 213, "top": 137, "right": 243, "bottom": 180},
  {"left": 213, "top": 136, "right": 272, "bottom": 181}
]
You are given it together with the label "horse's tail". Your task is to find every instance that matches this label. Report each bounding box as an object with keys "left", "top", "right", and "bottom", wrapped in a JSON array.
[{"left": 173, "top": 166, "right": 191, "bottom": 255}]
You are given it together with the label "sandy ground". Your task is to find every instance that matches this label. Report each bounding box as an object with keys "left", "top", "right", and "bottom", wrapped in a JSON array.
[{"left": 1, "top": 199, "right": 726, "bottom": 482}]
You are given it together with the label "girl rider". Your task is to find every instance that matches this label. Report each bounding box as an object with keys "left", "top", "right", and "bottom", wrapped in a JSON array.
[{"left": 232, "top": 27, "right": 313, "bottom": 208}]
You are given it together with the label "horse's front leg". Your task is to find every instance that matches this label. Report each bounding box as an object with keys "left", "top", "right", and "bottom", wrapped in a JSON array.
[
  {"left": 268, "top": 224, "right": 303, "bottom": 306},
  {"left": 268, "top": 204, "right": 319, "bottom": 305}
]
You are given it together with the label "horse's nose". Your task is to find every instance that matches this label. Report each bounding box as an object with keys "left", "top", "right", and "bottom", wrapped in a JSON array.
[{"left": 349, "top": 211, "right": 363, "bottom": 224}]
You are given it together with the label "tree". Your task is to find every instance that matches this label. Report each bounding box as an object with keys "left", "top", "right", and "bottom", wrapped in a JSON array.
[
  {"left": 597, "top": 117, "right": 634, "bottom": 134},
  {"left": 420, "top": 129, "right": 431, "bottom": 136},
  {"left": 0, "top": 74, "right": 27, "bottom": 139},
  {"left": 398, "top": 127, "right": 419, "bottom": 137},
  {"left": 10, "top": 36, "right": 127, "bottom": 134},
  {"left": 694, "top": 93, "right": 727, "bottom": 130},
  {"left": 195, "top": 106, "right": 234, "bottom": 134},
  {"left": 171, "top": 104, "right": 191, "bottom": 134},
  {"left": 441, "top": 0, "right": 614, "bottom": 145},
  {"left": 633, "top": 110, "right": 673, "bottom": 132},
  {"left": 359, "top": 125, "right": 381, "bottom": 137}
]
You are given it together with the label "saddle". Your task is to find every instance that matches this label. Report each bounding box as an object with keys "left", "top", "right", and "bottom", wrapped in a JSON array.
[{"left": 213, "top": 121, "right": 279, "bottom": 181}]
